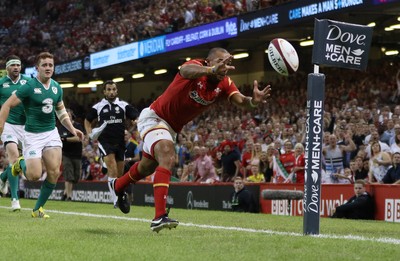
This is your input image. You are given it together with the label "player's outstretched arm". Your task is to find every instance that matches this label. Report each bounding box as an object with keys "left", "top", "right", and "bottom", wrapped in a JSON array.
[
  {"left": 180, "top": 56, "right": 235, "bottom": 79},
  {"left": 231, "top": 80, "right": 271, "bottom": 110}
]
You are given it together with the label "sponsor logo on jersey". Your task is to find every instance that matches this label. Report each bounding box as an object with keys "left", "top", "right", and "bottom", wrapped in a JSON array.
[
  {"left": 29, "top": 150, "right": 37, "bottom": 156},
  {"left": 52, "top": 86, "right": 57, "bottom": 94},
  {"left": 189, "top": 81, "right": 222, "bottom": 106},
  {"left": 189, "top": 91, "right": 215, "bottom": 106},
  {"left": 115, "top": 107, "right": 120, "bottom": 114},
  {"left": 3, "top": 83, "right": 9, "bottom": 88},
  {"left": 34, "top": 88, "right": 42, "bottom": 94}
]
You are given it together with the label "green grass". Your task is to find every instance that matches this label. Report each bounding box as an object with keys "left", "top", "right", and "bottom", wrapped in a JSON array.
[{"left": 1, "top": 198, "right": 400, "bottom": 261}]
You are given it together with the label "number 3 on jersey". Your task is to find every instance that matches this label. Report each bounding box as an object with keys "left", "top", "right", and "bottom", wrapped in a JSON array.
[{"left": 42, "top": 98, "right": 53, "bottom": 114}]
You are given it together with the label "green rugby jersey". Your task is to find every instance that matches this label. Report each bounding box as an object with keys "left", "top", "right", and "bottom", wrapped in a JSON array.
[
  {"left": 16, "top": 77, "right": 63, "bottom": 133},
  {"left": 0, "top": 74, "right": 30, "bottom": 125}
]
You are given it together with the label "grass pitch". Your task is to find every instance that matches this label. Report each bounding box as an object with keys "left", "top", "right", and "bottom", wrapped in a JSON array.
[{"left": 1, "top": 198, "right": 399, "bottom": 261}]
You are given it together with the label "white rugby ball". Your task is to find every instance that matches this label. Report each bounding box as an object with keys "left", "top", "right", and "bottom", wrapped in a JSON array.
[{"left": 267, "top": 38, "right": 299, "bottom": 76}]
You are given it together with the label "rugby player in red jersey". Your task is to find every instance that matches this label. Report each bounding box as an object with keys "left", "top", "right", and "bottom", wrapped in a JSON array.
[{"left": 110, "top": 47, "right": 271, "bottom": 232}]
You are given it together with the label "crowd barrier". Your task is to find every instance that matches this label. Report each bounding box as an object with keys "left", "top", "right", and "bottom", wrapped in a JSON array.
[{"left": 23, "top": 181, "right": 399, "bottom": 222}]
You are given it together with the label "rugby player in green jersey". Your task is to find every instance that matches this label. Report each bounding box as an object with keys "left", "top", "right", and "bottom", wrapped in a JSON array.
[
  {"left": 0, "top": 55, "right": 30, "bottom": 211},
  {"left": 0, "top": 52, "right": 84, "bottom": 218}
]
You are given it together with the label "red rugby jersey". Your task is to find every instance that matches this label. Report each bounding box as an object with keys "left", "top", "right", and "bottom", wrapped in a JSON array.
[{"left": 150, "top": 60, "right": 239, "bottom": 132}]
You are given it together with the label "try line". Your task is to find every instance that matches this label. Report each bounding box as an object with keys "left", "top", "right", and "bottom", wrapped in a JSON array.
[{"left": 1, "top": 206, "right": 399, "bottom": 245}]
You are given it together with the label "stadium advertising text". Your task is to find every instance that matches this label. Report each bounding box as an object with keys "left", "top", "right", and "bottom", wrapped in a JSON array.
[
  {"left": 272, "top": 194, "right": 348, "bottom": 216},
  {"left": 304, "top": 100, "right": 323, "bottom": 214},
  {"left": 139, "top": 36, "right": 166, "bottom": 58},
  {"left": 90, "top": 42, "right": 139, "bottom": 69},
  {"left": 54, "top": 59, "right": 82, "bottom": 75},
  {"left": 165, "top": 18, "right": 237, "bottom": 52},
  {"left": 239, "top": 13, "right": 279, "bottom": 33},
  {"left": 312, "top": 19, "right": 373, "bottom": 70},
  {"left": 288, "top": 0, "right": 364, "bottom": 20},
  {"left": 384, "top": 199, "right": 400, "bottom": 222}
]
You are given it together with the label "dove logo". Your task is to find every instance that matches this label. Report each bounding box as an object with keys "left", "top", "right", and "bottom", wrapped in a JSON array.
[
  {"left": 307, "top": 185, "right": 320, "bottom": 214},
  {"left": 326, "top": 25, "right": 367, "bottom": 45}
]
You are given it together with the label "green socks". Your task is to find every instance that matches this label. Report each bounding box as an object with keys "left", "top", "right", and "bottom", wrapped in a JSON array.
[
  {"left": 6, "top": 166, "right": 19, "bottom": 200},
  {"left": 20, "top": 159, "right": 27, "bottom": 176},
  {"left": 1, "top": 166, "right": 19, "bottom": 200},
  {"left": 0, "top": 169, "right": 6, "bottom": 182},
  {"left": 34, "top": 179, "right": 56, "bottom": 211}
]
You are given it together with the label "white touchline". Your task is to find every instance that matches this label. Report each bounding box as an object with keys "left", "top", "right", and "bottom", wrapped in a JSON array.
[{"left": 2, "top": 206, "right": 400, "bottom": 245}]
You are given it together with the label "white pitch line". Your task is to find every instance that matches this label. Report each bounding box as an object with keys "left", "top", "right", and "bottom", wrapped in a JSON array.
[{"left": 2, "top": 206, "right": 400, "bottom": 245}]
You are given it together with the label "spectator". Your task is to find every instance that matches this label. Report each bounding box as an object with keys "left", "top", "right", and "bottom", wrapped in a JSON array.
[
  {"left": 230, "top": 176, "right": 257, "bottom": 212},
  {"left": 368, "top": 141, "right": 391, "bottom": 183},
  {"left": 389, "top": 126, "right": 400, "bottom": 153},
  {"left": 333, "top": 167, "right": 353, "bottom": 184},
  {"left": 86, "top": 156, "right": 106, "bottom": 181},
  {"left": 381, "top": 119, "right": 395, "bottom": 145},
  {"left": 220, "top": 141, "right": 241, "bottom": 182},
  {"left": 124, "top": 129, "right": 140, "bottom": 173},
  {"left": 277, "top": 139, "right": 295, "bottom": 183},
  {"left": 58, "top": 109, "right": 84, "bottom": 201},
  {"left": 241, "top": 139, "right": 253, "bottom": 178},
  {"left": 259, "top": 150, "right": 273, "bottom": 182},
  {"left": 193, "top": 146, "right": 219, "bottom": 183},
  {"left": 365, "top": 130, "right": 391, "bottom": 158},
  {"left": 331, "top": 180, "right": 374, "bottom": 220},
  {"left": 292, "top": 143, "right": 305, "bottom": 184},
  {"left": 323, "top": 133, "right": 356, "bottom": 183},
  {"left": 246, "top": 164, "right": 265, "bottom": 182},
  {"left": 380, "top": 152, "right": 400, "bottom": 184}
]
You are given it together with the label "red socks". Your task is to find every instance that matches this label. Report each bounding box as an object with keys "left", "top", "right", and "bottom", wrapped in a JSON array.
[
  {"left": 153, "top": 166, "right": 171, "bottom": 219},
  {"left": 114, "top": 162, "right": 140, "bottom": 193}
]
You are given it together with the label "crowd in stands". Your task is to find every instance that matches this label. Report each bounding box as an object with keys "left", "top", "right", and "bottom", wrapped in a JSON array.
[{"left": 0, "top": 0, "right": 294, "bottom": 66}]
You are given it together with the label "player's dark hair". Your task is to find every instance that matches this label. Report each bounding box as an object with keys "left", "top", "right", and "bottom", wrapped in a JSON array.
[
  {"left": 5, "top": 55, "right": 21, "bottom": 62},
  {"left": 103, "top": 80, "right": 116, "bottom": 91},
  {"left": 207, "top": 47, "right": 228, "bottom": 60}
]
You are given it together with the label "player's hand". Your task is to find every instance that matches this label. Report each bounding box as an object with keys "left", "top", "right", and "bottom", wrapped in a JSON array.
[
  {"left": 252, "top": 80, "right": 271, "bottom": 104},
  {"left": 214, "top": 55, "right": 235, "bottom": 76},
  {"left": 74, "top": 129, "right": 84, "bottom": 141}
]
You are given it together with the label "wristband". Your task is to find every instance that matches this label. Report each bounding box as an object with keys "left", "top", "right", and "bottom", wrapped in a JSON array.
[
  {"left": 207, "top": 66, "right": 216, "bottom": 75},
  {"left": 249, "top": 98, "right": 258, "bottom": 108}
]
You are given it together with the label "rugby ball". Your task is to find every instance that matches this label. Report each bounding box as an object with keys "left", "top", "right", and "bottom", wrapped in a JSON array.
[{"left": 267, "top": 38, "right": 299, "bottom": 76}]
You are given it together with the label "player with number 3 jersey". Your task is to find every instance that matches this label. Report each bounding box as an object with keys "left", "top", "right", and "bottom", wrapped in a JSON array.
[{"left": 0, "top": 52, "right": 84, "bottom": 218}]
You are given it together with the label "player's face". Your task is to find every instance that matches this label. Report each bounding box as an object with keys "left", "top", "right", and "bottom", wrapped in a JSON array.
[
  {"left": 208, "top": 51, "right": 233, "bottom": 81},
  {"left": 36, "top": 58, "right": 54, "bottom": 81},
  {"left": 6, "top": 63, "right": 21, "bottom": 79},
  {"left": 104, "top": 83, "right": 118, "bottom": 101}
]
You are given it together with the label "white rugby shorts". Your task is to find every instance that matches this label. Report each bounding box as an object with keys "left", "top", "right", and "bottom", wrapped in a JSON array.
[
  {"left": 1, "top": 122, "right": 25, "bottom": 148},
  {"left": 138, "top": 108, "right": 175, "bottom": 158},
  {"left": 23, "top": 128, "right": 62, "bottom": 159}
]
